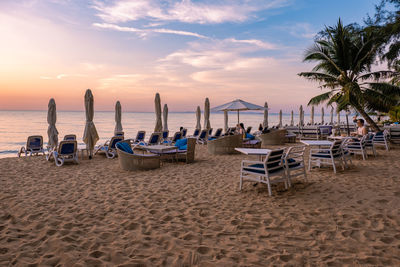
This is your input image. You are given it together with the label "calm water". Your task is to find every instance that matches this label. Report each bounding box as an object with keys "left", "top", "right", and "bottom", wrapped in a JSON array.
[{"left": 0, "top": 110, "right": 347, "bottom": 158}]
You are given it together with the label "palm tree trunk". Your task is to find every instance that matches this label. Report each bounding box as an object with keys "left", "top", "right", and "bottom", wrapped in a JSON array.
[{"left": 355, "top": 107, "right": 381, "bottom": 132}]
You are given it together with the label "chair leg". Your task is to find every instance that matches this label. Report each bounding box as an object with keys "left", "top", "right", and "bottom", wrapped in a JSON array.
[
  {"left": 239, "top": 173, "right": 243, "bottom": 191},
  {"left": 332, "top": 159, "right": 337, "bottom": 173},
  {"left": 266, "top": 178, "right": 272, "bottom": 196},
  {"left": 308, "top": 157, "right": 312, "bottom": 171}
]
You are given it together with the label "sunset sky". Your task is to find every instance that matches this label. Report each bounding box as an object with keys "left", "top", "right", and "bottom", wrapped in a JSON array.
[{"left": 0, "top": 0, "right": 379, "bottom": 112}]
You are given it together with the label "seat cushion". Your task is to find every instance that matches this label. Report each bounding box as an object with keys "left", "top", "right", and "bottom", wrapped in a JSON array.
[
  {"left": 311, "top": 152, "right": 341, "bottom": 158},
  {"left": 245, "top": 133, "right": 255, "bottom": 140},
  {"left": 116, "top": 142, "right": 133, "bottom": 154},
  {"left": 348, "top": 145, "right": 362, "bottom": 149},
  {"left": 243, "top": 164, "right": 283, "bottom": 174},
  {"left": 284, "top": 158, "right": 300, "bottom": 168},
  {"left": 175, "top": 138, "right": 187, "bottom": 149}
]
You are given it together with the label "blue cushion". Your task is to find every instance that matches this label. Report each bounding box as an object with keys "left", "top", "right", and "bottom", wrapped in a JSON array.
[
  {"left": 245, "top": 133, "right": 255, "bottom": 140},
  {"left": 208, "top": 137, "right": 216, "bottom": 141},
  {"left": 60, "top": 143, "right": 75, "bottom": 154},
  {"left": 284, "top": 158, "right": 300, "bottom": 168},
  {"left": 116, "top": 142, "right": 133, "bottom": 154},
  {"left": 175, "top": 138, "right": 187, "bottom": 148},
  {"left": 243, "top": 163, "right": 284, "bottom": 174},
  {"left": 179, "top": 145, "right": 187, "bottom": 150}
]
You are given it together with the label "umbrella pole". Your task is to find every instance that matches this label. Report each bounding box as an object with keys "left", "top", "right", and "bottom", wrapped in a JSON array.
[{"left": 237, "top": 110, "right": 239, "bottom": 124}]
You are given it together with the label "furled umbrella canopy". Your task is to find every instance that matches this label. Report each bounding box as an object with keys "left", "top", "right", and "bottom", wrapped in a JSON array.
[
  {"left": 321, "top": 107, "right": 325, "bottom": 124},
  {"left": 163, "top": 104, "right": 168, "bottom": 131},
  {"left": 337, "top": 108, "right": 341, "bottom": 125},
  {"left": 224, "top": 110, "right": 228, "bottom": 132},
  {"left": 196, "top": 106, "right": 201, "bottom": 130},
  {"left": 154, "top": 93, "right": 162, "bottom": 132},
  {"left": 278, "top": 110, "right": 282, "bottom": 128},
  {"left": 299, "top": 105, "right": 304, "bottom": 126},
  {"left": 310, "top": 106, "right": 314, "bottom": 125},
  {"left": 290, "top": 110, "right": 294, "bottom": 126},
  {"left": 263, "top": 102, "right": 268, "bottom": 128},
  {"left": 114, "top": 101, "right": 123, "bottom": 135},
  {"left": 204, "top": 98, "right": 211, "bottom": 130},
  {"left": 47, "top": 98, "right": 58, "bottom": 149},
  {"left": 330, "top": 106, "right": 334, "bottom": 124},
  {"left": 83, "top": 89, "right": 99, "bottom": 157}
]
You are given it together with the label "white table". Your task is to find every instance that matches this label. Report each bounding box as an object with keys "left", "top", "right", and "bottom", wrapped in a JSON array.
[
  {"left": 235, "top": 148, "right": 272, "bottom": 160},
  {"left": 327, "top": 136, "right": 350, "bottom": 140},
  {"left": 300, "top": 140, "right": 333, "bottom": 146}
]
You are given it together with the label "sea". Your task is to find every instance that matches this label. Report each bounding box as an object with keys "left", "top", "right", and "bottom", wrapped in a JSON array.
[{"left": 0, "top": 110, "right": 349, "bottom": 158}]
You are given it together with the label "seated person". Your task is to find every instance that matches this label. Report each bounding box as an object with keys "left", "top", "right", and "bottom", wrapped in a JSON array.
[{"left": 350, "top": 118, "right": 368, "bottom": 137}]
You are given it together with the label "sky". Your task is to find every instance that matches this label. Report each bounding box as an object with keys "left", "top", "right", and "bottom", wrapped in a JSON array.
[{"left": 0, "top": 0, "right": 381, "bottom": 112}]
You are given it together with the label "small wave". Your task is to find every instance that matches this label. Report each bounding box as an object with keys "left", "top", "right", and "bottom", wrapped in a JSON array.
[{"left": 0, "top": 150, "right": 18, "bottom": 154}]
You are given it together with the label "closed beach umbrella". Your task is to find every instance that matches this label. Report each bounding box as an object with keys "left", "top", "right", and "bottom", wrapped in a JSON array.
[
  {"left": 224, "top": 110, "right": 228, "bottom": 132},
  {"left": 47, "top": 98, "right": 58, "bottom": 149},
  {"left": 290, "top": 110, "right": 294, "bottom": 126},
  {"left": 204, "top": 98, "right": 211, "bottom": 130},
  {"left": 330, "top": 106, "right": 334, "bottom": 124},
  {"left": 196, "top": 106, "right": 201, "bottom": 129},
  {"left": 163, "top": 104, "right": 168, "bottom": 131},
  {"left": 263, "top": 102, "right": 268, "bottom": 128},
  {"left": 299, "top": 105, "right": 304, "bottom": 126},
  {"left": 278, "top": 110, "right": 282, "bottom": 128},
  {"left": 114, "top": 101, "right": 123, "bottom": 135},
  {"left": 83, "top": 89, "right": 99, "bottom": 158},
  {"left": 310, "top": 106, "right": 314, "bottom": 125},
  {"left": 321, "top": 107, "right": 325, "bottom": 124},
  {"left": 337, "top": 108, "right": 341, "bottom": 125},
  {"left": 154, "top": 93, "right": 162, "bottom": 132}
]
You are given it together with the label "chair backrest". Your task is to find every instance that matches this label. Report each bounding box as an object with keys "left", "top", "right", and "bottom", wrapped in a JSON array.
[
  {"left": 110, "top": 136, "right": 124, "bottom": 149},
  {"left": 246, "top": 126, "right": 252, "bottom": 134},
  {"left": 162, "top": 130, "right": 169, "bottom": 139},
  {"left": 285, "top": 145, "right": 306, "bottom": 167},
  {"left": 63, "top": 134, "right": 76, "bottom": 141},
  {"left": 148, "top": 132, "right": 161, "bottom": 145},
  {"left": 27, "top": 135, "right": 43, "bottom": 150},
  {"left": 208, "top": 128, "right": 213, "bottom": 136},
  {"left": 263, "top": 148, "right": 285, "bottom": 174},
  {"left": 57, "top": 140, "right": 77, "bottom": 155},
  {"left": 214, "top": 128, "right": 223, "bottom": 137},
  {"left": 114, "top": 131, "right": 124, "bottom": 137},
  {"left": 373, "top": 131, "right": 387, "bottom": 142},
  {"left": 192, "top": 128, "right": 200, "bottom": 137},
  {"left": 330, "top": 140, "right": 343, "bottom": 156},
  {"left": 172, "top": 131, "right": 182, "bottom": 142},
  {"left": 181, "top": 128, "right": 187, "bottom": 137},
  {"left": 199, "top": 129, "right": 208, "bottom": 139},
  {"left": 135, "top": 131, "right": 146, "bottom": 142}
]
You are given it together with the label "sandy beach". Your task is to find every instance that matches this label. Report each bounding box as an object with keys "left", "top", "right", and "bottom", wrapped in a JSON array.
[{"left": 1, "top": 144, "right": 400, "bottom": 266}]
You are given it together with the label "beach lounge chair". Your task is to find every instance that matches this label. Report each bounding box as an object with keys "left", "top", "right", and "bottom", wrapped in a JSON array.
[
  {"left": 246, "top": 126, "right": 252, "bottom": 134},
  {"left": 133, "top": 131, "right": 146, "bottom": 144},
  {"left": 161, "top": 130, "right": 169, "bottom": 141},
  {"left": 115, "top": 131, "right": 124, "bottom": 137},
  {"left": 18, "top": 135, "right": 45, "bottom": 157},
  {"left": 346, "top": 135, "right": 368, "bottom": 160},
  {"left": 51, "top": 140, "right": 78, "bottom": 166},
  {"left": 197, "top": 129, "right": 208, "bottom": 144},
  {"left": 190, "top": 128, "right": 200, "bottom": 138},
  {"left": 308, "top": 140, "right": 345, "bottom": 173},
  {"left": 116, "top": 140, "right": 160, "bottom": 171},
  {"left": 373, "top": 130, "right": 389, "bottom": 151},
  {"left": 208, "top": 128, "right": 213, "bottom": 137},
  {"left": 181, "top": 128, "right": 188, "bottom": 138},
  {"left": 284, "top": 145, "right": 307, "bottom": 183},
  {"left": 63, "top": 134, "right": 76, "bottom": 141},
  {"left": 94, "top": 136, "right": 124, "bottom": 158},
  {"left": 210, "top": 128, "right": 223, "bottom": 139},
  {"left": 240, "top": 148, "right": 288, "bottom": 196},
  {"left": 147, "top": 132, "right": 161, "bottom": 145}
]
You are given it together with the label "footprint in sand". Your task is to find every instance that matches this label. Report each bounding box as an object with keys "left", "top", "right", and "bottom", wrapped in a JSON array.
[{"left": 197, "top": 246, "right": 210, "bottom": 255}]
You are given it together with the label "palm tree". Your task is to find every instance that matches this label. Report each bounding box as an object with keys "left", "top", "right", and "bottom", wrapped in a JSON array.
[{"left": 298, "top": 19, "right": 400, "bottom": 131}]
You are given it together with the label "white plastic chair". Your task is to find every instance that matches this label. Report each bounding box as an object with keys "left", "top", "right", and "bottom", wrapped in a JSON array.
[
  {"left": 373, "top": 130, "right": 389, "bottom": 151},
  {"left": 308, "top": 140, "right": 345, "bottom": 173},
  {"left": 346, "top": 135, "right": 368, "bottom": 160},
  {"left": 284, "top": 145, "right": 307, "bottom": 183}
]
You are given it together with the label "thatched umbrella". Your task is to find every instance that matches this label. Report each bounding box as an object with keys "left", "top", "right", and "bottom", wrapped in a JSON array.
[
  {"left": 154, "top": 93, "right": 162, "bottom": 132},
  {"left": 83, "top": 89, "right": 99, "bottom": 158},
  {"left": 278, "top": 110, "right": 282, "bottom": 128},
  {"left": 310, "top": 106, "right": 314, "bottom": 125},
  {"left": 204, "top": 98, "right": 211, "bottom": 130},
  {"left": 224, "top": 110, "right": 228, "bottom": 132},
  {"left": 290, "top": 110, "right": 294, "bottom": 126},
  {"left": 163, "top": 104, "right": 168, "bottom": 131},
  {"left": 196, "top": 106, "right": 201, "bottom": 130},
  {"left": 47, "top": 98, "right": 58, "bottom": 149},
  {"left": 114, "top": 101, "right": 123, "bottom": 135},
  {"left": 321, "top": 107, "right": 325, "bottom": 124},
  {"left": 263, "top": 102, "right": 268, "bottom": 128}
]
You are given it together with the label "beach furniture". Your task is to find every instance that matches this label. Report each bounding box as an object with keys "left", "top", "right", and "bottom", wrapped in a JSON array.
[
  {"left": 346, "top": 135, "right": 368, "bottom": 160},
  {"left": 94, "top": 136, "right": 124, "bottom": 159},
  {"left": 51, "top": 140, "right": 78, "bottom": 166},
  {"left": 207, "top": 134, "right": 243, "bottom": 155},
  {"left": 115, "top": 131, "right": 124, "bottom": 137},
  {"left": 134, "top": 131, "right": 146, "bottom": 144},
  {"left": 18, "top": 135, "right": 45, "bottom": 157},
  {"left": 388, "top": 126, "right": 400, "bottom": 144},
  {"left": 181, "top": 128, "right": 188, "bottom": 138},
  {"left": 170, "top": 131, "right": 182, "bottom": 144},
  {"left": 284, "top": 145, "right": 307, "bottom": 183},
  {"left": 340, "top": 138, "right": 353, "bottom": 168},
  {"left": 373, "top": 130, "right": 390, "bottom": 151},
  {"left": 301, "top": 126, "right": 321, "bottom": 140},
  {"left": 63, "top": 134, "right": 77, "bottom": 141},
  {"left": 208, "top": 128, "right": 213, "bottom": 136},
  {"left": 116, "top": 140, "right": 160, "bottom": 171},
  {"left": 285, "top": 131, "right": 297, "bottom": 143},
  {"left": 176, "top": 138, "right": 196, "bottom": 163},
  {"left": 243, "top": 139, "right": 262, "bottom": 148},
  {"left": 258, "top": 129, "right": 286, "bottom": 145},
  {"left": 147, "top": 132, "right": 162, "bottom": 145},
  {"left": 190, "top": 128, "right": 200, "bottom": 138},
  {"left": 210, "top": 128, "right": 223, "bottom": 139},
  {"left": 246, "top": 126, "right": 252, "bottom": 134},
  {"left": 161, "top": 130, "right": 169, "bottom": 141},
  {"left": 306, "top": 139, "right": 345, "bottom": 173},
  {"left": 197, "top": 129, "right": 209, "bottom": 144},
  {"left": 363, "top": 133, "right": 376, "bottom": 157},
  {"left": 239, "top": 148, "right": 288, "bottom": 196}
]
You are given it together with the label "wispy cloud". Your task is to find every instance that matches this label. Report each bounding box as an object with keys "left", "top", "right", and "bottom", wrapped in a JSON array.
[
  {"left": 39, "top": 74, "right": 87, "bottom": 80},
  {"left": 92, "top": 0, "right": 291, "bottom": 24},
  {"left": 282, "top": 22, "right": 317, "bottom": 39},
  {"left": 93, "top": 22, "right": 208, "bottom": 38}
]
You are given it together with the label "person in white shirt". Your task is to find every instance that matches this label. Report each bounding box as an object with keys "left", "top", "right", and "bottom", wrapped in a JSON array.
[{"left": 351, "top": 119, "right": 368, "bottom": 136}]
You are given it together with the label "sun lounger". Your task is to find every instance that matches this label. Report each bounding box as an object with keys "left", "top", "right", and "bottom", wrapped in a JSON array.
[
  {"left": 133, "top": 131, "right": 146, "bottom": 144},
  {"left": 94, "top": 136, "right": 124, "bottom": 158},
  {"left": 197, "top": 129, "right": 208, "bottom": 144},
  {"left": 51, "top": 140, "right": 78, "bottom": 166},
  {"left": 18, "top": 135, "right": 45, "bottom": 157},
  {"left": 63, "top": 134, "right": 77, "bottom": 141}
]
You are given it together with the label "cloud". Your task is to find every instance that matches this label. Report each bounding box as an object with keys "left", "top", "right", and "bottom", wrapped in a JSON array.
[
  {"left": 39, "top": 74, "right": 87, "bottom": 80},
  {"left": 283, "top": 23, "right": 317, "bottom": 39},
  {"left": 92, "top": 0, "right": 290, "bottom": 24},
  {"left": 93, "top": 22, "right": 207, "bottom": 38}
]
